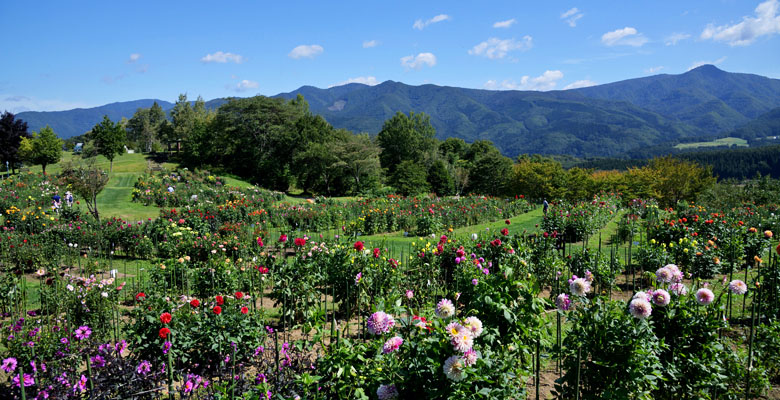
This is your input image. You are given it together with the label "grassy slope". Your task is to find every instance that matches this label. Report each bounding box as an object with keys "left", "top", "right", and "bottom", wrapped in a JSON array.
[
  {"left": 674, "top": 137, "right": 748, "bottom": 149},
  {"left": 26, "top": 152, "right": 177, "bottom": 221}
]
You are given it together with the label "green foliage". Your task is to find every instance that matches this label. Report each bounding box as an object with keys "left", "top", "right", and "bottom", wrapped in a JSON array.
[
  {"left": 555, "top": 298, "right": 663, "bottom": 400},
  {"left": 90, "top": 115, "right": 126, "bottom": 172},
  {"left": 427, "top": 160, "right": 454, "bottom": 196},
  {"left": 377, "top": 111, "right": 436, "bottom": 174},
  {"left": 26, "top": 125, "right": 62, "bottom": 174},
  {"left": 392, "top": 161, "right": 429, "bottom": 196},
  {"left": 0, "top": 111, "right": 31, "bottom": 173},
  {"left": 467, "top": 150, "right": 513, "bottom": 196},
  {"left": 58, "top": 159, "right": 110, "bottom": 220}
]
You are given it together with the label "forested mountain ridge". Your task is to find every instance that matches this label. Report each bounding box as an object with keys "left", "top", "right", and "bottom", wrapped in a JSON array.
[
  {"left": 13, "top": 65, "right": 780, "bottom": 158},
  {"left": 275, "top": 81, "right": 701, "bottom": 158},
  {"left": 575, "top": 65, "right": 780, "bottom": 134}
]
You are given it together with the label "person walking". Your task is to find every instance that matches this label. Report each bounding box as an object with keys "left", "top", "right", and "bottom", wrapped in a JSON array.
[
  {"left": 543, "top": 198, "right": 549, "bottom": 215},
  {"left": 52, "top": 192, "right": 62, "bottom": 213},
  {"left": 65, "top": 191, "right": 74, "bottom": 207}
]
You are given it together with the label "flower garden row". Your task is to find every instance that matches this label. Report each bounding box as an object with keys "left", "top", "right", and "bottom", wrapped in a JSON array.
[
  {"left": 2, "top": 171, "right": 780, "bottom": 399},
  {"left": 133, "top": 169, "right": 533, "bottom": 236}
]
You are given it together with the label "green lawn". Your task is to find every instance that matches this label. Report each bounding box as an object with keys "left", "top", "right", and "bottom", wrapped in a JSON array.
[
  {"left": 24, "top": 152, "right": 179, "bottom": 220},
  {"left": 674, "top": 137, "right": 748, "bottom": 150}
]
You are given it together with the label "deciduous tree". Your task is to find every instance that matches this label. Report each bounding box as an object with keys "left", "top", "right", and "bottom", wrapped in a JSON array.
[
  {"left": 90, "top": 115, "right": 125, "bottom": 172},
  {"left": 58, "top": 160, "right": 109, "bottom": 220},
  {"left": 22, "top": 126, "right": 62, "bottom": 175},
  {"left": 377, "top": 111, "right": 436, "bottom": 174},
  {"left": 0, "top": 111, "right": 31, "bottom": 174}
]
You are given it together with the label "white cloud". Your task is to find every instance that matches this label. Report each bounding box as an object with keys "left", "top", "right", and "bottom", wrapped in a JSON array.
[
  {"left": 201, "top": 51, "right": 246, "bottom": 64},
  {"left": 127, "top": 53, "right": 141, "bottom": 63},
  {"left": 645, "top": 66, "right": 665, "bottom": 74},
  {"left": 563, "top": 79, "right": 597, "bottom": 90},
  {"left": 561, "top": 8, "right": 584, "bottom": 27},
  {"left": 330, "top": 76, "right": 380, "bottom": 87},
  {"left": 701, "top": 0, "right": 780, "bottom": 46},
  {"left": 484, "top": 70, "right": 564, "bottom": 91},
  {"left": 493, "top": 19, "right": 516, "bottom": 28},
  {"left": 601, "top": 27, "right": 649, "bottom": 46},
  {"left": 0, "top": 94, "right": 93, "bottom": 113},
  {"left": 400, "top": 53, "right": 437, "bottom": 69},
  {"left": 468, "top": 36, "right": 533, "bottom": 59},
  {"left": 230, "top": 79, "right": 259, "bottom": 92},
  {"left": 413, "top": 14, "right": 451, "bottom": 30},
  {"left": 363, "top": 40, "right": 379, "bottom": 48},
  {"left": 688, "top": 56, "right": 727, "bottom": 71},
  {"left": 665, "top": 33, "right": 691, "bottom": 46},
  {"left": 288, "top": 44, "right": 324, "bottom": 59}
]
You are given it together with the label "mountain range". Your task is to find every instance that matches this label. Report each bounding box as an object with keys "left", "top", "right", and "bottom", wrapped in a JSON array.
[{"left": 15, "top": 65, "right": 780, "bottom": 158}]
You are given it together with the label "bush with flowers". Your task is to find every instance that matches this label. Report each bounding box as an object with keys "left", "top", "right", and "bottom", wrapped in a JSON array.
[
  {"left": 125, "top": 291, "right": 267, "bottom": 369},
  {"left": 318, "top": 302, "right": 529, "bottom": 400},
  {"left": 554, "top": 296, "right": 663, "bottom": 399}
]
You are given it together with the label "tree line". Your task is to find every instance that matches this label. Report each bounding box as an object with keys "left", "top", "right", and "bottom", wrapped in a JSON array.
[{"left": 1, "top": 94, "right": 721, "bottom": 205}]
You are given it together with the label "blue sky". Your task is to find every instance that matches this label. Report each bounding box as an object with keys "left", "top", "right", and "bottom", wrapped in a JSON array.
[{"left": 2, "top": 0, "right": 779, "bottom": 113}]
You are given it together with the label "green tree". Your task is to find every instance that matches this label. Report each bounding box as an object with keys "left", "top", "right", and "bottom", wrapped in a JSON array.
[
  {"left": 209, "top": 95, "right": 306, "bottom": 190},
  {"left": 333, "top": 133, "right": 382, "bottom": 194},
  {"left": 392, "top": 160, "right": 429, "bottom": 196},
  {"left": 511, "top": 155, "right": 569, "bottom": 200},
  {"left": 468, "top": 151, "right": 513, "bottom": 195},
  {"left": 90, "top": 115, "right": 125, "bottom": 172},
  {"left": 427, "top": 159, "right": 454, "bottom": 195},
  {"left": 0, "top": 111, "right": 31, "bottom": 174},
  {"left": 646, "top": 156, "right": 715, "bottom": 207},
  {"left": 23, "top": 126, "right": 62, "bottom": 175},
  {"left": 439, "top": 137, "right": 468, "bottom": 164},
  {"left": 168, "top": 94, "right": 195, "bottom": 151},
  {"left": 58, "top": 160, "right": 109, "bottom": 220},
  {"left": 377, "top": 111, "right": 436, "bottom": 174},
  {"left": 126, "top": 102, "right": 167, "bottom": 152}
]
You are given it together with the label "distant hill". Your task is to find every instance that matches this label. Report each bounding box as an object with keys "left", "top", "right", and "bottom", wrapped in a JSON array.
[
  {"left": 276, "top": 81, "right": 700, "bottom": 158},
  {"left": 12, "top": 65, "right": 780, "bottom": 158},
  {"left": 730, "top": 107, "right": 780, "bottom": 141},
  {"left": 574, "top": 65, "right": 780, "bottom": 134},
  {"left": 18, "top": 99, "right": 173, "bottom": 138},
  {"left": 16, "top": 98, "right": 227, "bottom": 139}
]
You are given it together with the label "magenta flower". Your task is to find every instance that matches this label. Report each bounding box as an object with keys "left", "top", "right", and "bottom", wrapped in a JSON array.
[
  {"left": 136, "top": 360, "right": 152, "bottom": 375},
  {"left": 367, "top": 311, "right": 396, "bottom": 335},
  {"left": 1, "top": 357, "right": 17, "bottom": 373},
  {"left": 462, "top": 348, "right": 479, "bottom": 366},
  {"left": 12, "top": 373, "right": 34, "bottom": 388},
  {"left": 382, "top": 336, "right": 404, "bottom": 354},
  {"left": 556, "top": 293, "right": 571, "bottom": 311},
  {"left": 74, "top": 325, "right": 91, "bottom": 340},
  {"left": 652, "top": 289, "right": 671, "bottom": 307},
  {"left": 90, "top": 355, "right": 106, "bottom": 368}
]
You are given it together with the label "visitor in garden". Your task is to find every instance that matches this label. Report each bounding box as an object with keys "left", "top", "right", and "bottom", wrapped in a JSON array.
[
  {"left": 52, "top": 192, "right": 62, "bottom": 213},
  {"left": 65, "top": 191, "right": 74, "bottom": 207},
  {"left": 543, "top": 198, "right": 549, "bottom": 215}
]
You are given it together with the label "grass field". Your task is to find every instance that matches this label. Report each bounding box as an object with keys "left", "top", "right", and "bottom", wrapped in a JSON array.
[
  {"left": 674, "top": 137, "right": 748, "bottom": 150},
  {"left": 25, "top": 152, "right": 178, "bottom": 221}
]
